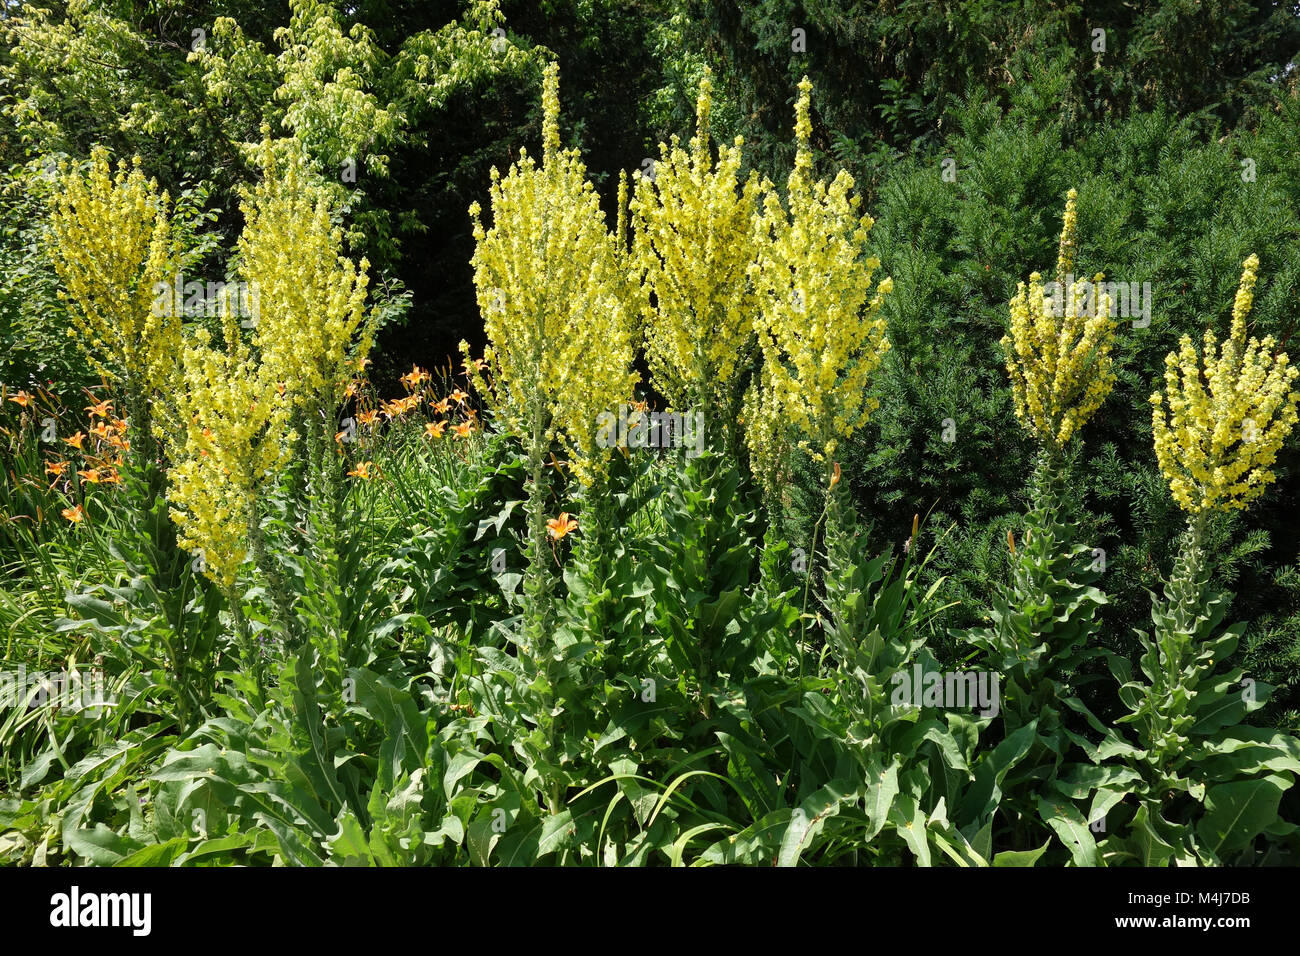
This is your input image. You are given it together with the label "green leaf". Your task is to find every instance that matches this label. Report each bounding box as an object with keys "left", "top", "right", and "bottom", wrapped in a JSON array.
[
  {"left": 992, "top": 840, "right": 1051, "bottom": 866},
  {"left": 1196, "top": 774, "right": 1291, "bottom": 859}
]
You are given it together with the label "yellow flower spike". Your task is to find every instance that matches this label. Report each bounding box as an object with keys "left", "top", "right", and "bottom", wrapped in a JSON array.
[
  {"left": 468, "top": 61, "right": 638, "bottom": 487},
  {"left": 1151, "top": 256, "right": 1299, "bottom": 515},
  {"left": 163, "top": 314, "right": 294, "bottom": 590},
  {"left": 747, "top": 76, "right": 891, "bottom": 497},
  {"left": 238, "top": 137, "right": 377, "bottom": 413},
  {"left": 47, "top": 146, "right": 182, "bottom": 397},
  {"left": 631, "top": 67, "right": 764, "bottom": 426},
  {"left": 1001, "top": 190, "right": 1117, "bottom": 450}
]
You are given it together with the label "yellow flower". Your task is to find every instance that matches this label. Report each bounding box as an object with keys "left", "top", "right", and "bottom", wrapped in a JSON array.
[
  {"left": 1000, "top": 189, "right": 1117, "bottom": 449},
  {"left": 425, "top": 421, "right": 446, "bottom": 439},
  {"left": 747, "top": 75, "right": 891, "bottom": 488},
  {"left": 61, "top": 504, "right": 84, "bottom": 524},
  {"left": 238, "top": 137, "right": 376, "bottom": 413},
  {"left": 347, "top": 461, "right": 374, "bottom": 480},
  {"left": 467, "top": 62, "right": 638, "bottom": 486},
  {"left": 1150, "top": 255, "right": 1299, "bottom": 514},
  {"left": 46, "top": 148, "right": 181, "bottom": 397},
  {"left": 631, "top": 68, "right": 763, "bottom": 421},
  {"left": 164, "top": 323, "right": 294, "bottom": 590}
]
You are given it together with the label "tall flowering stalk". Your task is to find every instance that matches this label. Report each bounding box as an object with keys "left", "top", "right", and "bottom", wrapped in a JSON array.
[
  {"left": 239, "top": 136, "right": 377, "bottom": 620},
  {"left": 748, "top": 76, "right": 892, "bottom": 496},
  {"left": 974, "top": 191, "right": 1117, "bottom": 847},
  {"left": 466, "top": 63, "right": 636, "bottom": 811},
  {"left": 165, "top": 307, "right": 294, "bottom": 682},
  {"left": 166, "top": 312, "right": 293, "bottom": 592},
  {"left": 164, "top": 138, "right": 377, "bottom": 648},
  {"left": 1150, "top": 254, "right": 1298, "bottom": 518},
  {"left": 1113, "top": 258, "right": 1300, "bottom": 860},
  {"left": 630, "top": 68, "right": 762, "bottom": 452},
  {"left": 1145, "top": 253, "right": 1299, "bottom": 650},
  {"left": 467, "top": 65, "right": 636, "bottom": 495},
  {"left": 46, "top": 147, "right": 182, "bottom": 467},
  {"left": 1002, "top": 188, "right": 1117, "bottom": 459},
  {"left": 240, "top": 135, "right": 376, "bottom": 426},
  {"left": 747, "top": 76, "right": 893, "bottom": 696}
]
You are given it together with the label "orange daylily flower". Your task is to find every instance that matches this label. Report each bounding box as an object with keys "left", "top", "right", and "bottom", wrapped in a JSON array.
[
  {"left": 85, "top": 399, "right": 113, "bottom": 419},
  {"left": 547, "top": 512, "right": 578, "bottom": 541},
  {"left": 357, "top": 409, "right": 379, "bottom": 427},
  {"left": 90, "top": 421, "right": 113, "bottom": 441},
  {"left": 100, "top": 469, "right": 121, "bottom": 485},
  {"left": 77, "top": 468, "right": 104, "bottom": 484},
  {"left": 400, "top": 365, "right": 431, "bottom": 390},
  {"left": 8, "top": 390, "right": 32, "bottom": 407},
  {"left": 347, "top": 461, "right": 374, "bottom": 480},
  {"left": 344, "top": 381, "right": 359, "bottom": 399},
  {"left": 432, "top": 398, "right": 451, "bottom": 414},
  {"left": 453, "top": 421, "right": 474, "bottom": 438},
  {"left": 425, "top": 421, "right": 446, "bottom": 439},
  {"left": 63, "top": 431, "right": 86, "bottom": 450},
  {"left": 829, "top": 461, "right": 841, "bottom": 489},
  {"left": 631, "top": 399, "right": 649, "bottom": 413},
  {"left": 449, "top": 389, "right": 470, "bottom": 406},
  {"left": 45, "top": 460, "right": 69, "bottom": 478},
  {"left": 380, "top": 399, "right": 406, "bottom": 420},
  {"left": 463, "top": 356, "right": 486, "bottom": 375},
  {"left": 61, "top": 504, "right": 84, "bottom": 523}
]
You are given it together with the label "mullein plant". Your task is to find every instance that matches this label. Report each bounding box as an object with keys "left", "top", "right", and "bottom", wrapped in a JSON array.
[
  {"left": 465, "top": 61, "right": 637, "bottom": 814},
  {"left": 747, "top": 76, "right": 892, "bottom": 687},
  {"left": 46, "top": 147, "right": 182, "bottom": 478},
  {"left": 164, "top": 303, "right": 293, "bottom": 690},
  {"left": 239, "top": 135, "right": 376, "bottom": 647},
  {"left": 629, "top": 67, "right": 763, "bottom": 457},
  {"left": 45, "top": 148, "right": 224, "bottom": 722},
  {"left": 239, "top": 134, "right": 376, "bottom": 504},
  {"left": 165, "top": 137, "right": 376, "bottom": 666},
  {"left": 1103, "top": 255, "right": 1300, "bottom": 863},
  {"left": 976, "top": 189, "right": 1118, "bottom": 859},
  {"left": 747, "top": 76, "right": 892, "bottom": 512}
]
